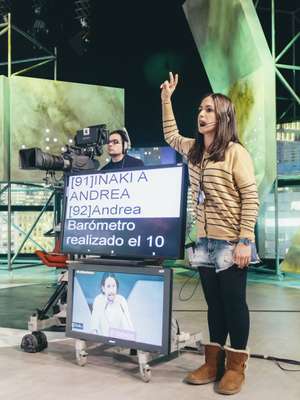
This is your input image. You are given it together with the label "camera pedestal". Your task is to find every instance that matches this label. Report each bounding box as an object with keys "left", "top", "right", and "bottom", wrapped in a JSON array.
[{"left": 20, "top": 272, "right": 68, "bottom": 353}]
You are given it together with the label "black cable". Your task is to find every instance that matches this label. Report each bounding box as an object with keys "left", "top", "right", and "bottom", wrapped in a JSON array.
[
  {"left": 175, "top": 318, "right": 180, "bottom": 335},
  {"left": 276, "top": 363, "right": 300, "bottom": 372},
  {"left": 251, "top": 354, "right": 300, "bottom": 365},
  {"left": 178, "top": 270, "right": 200, "bottom": 302},
  {"left": 250, "top": 354, "right": 300, "bottom": 371},
  {"left": 181, "top": 346, "right": 300, "bottom": 371}
]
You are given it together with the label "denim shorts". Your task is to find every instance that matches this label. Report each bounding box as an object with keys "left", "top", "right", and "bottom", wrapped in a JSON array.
[{"left": 187, "top": 238, "right": 260, "bottom": 273}]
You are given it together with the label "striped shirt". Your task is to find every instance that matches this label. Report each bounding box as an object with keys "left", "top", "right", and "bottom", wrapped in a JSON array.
[{"left": 163, "top": 114, "right": 259, "bottom": 241}]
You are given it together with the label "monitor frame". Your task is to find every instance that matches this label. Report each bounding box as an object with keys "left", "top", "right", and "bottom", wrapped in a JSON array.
[
  {"left": 60, "top": 163, "right": 187, "bottom": 260},
  {"left": 66, "top": 263, "right": 173, "bottom": 355}
]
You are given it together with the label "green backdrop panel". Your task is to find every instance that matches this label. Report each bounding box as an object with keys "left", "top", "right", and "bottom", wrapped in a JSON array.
[
  {"left": 183, "top": 0, "right": 276, "bottom": 196},
  {"left": 0, "top": 75, "right": 124, "bottom": 182}
]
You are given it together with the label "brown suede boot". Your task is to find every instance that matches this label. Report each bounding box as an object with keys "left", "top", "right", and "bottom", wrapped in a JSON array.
[
  {"left": 216, "top": 346, "right": 249, "bottom": 395},
  {"left": 185, "top": 343, "right": 225, "bottom": 385}
]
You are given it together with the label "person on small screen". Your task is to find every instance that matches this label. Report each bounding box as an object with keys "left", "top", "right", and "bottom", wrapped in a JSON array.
[
  {"left": 90, "top": 272, "right": 135, "bottom": 338},
  {"left": 160, "top": 72, "right": 259, "bottom": 395},
  {"left": 101, "top": 129, "right": 144, "bottom": 171}
]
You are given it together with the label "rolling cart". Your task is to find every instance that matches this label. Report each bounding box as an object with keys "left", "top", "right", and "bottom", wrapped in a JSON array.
[{"left": 67, "top": 260, "right": 203, "bottom": 383}]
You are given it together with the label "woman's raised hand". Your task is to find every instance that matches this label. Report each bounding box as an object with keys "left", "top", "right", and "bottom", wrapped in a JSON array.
[{"left": 160, "top": 72, "right": 178, "bottom": 103}]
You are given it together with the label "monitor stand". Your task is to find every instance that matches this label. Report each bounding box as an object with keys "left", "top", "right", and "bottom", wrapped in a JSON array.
[{"left": 74, "top": 325, "right": 203, "bottom": 382}]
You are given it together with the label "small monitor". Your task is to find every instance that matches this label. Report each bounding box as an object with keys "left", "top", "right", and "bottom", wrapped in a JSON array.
[
  {"left": 66, "top": 263, "right": 173, "bottom": 354},
  {"left": 127, "top": 146, "right": 181, "bottom": 166},
  {"left": 61, "top": 164, "right": 187, "bottom": 259},
  {"left": 75, "top": 124, "right": 108, "bottom": 147}
]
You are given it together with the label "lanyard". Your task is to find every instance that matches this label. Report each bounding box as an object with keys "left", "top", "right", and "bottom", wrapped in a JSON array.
[
  {"left": 199, "top": 158, "right": 209, "bottom": 190},
  {"left": 198, "top": 158, "right": 209, "bottom": 205}
]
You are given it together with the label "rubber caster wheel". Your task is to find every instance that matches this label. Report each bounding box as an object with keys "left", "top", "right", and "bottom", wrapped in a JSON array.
[
  {"left": 140, "top": 364, "right": 151, "bottom": 382},
  {"left": 21, "top": 331, "right": 48, "bottom": 353},
  {"left": 76, "top": 350, "right": 88, "bottom": 366}
]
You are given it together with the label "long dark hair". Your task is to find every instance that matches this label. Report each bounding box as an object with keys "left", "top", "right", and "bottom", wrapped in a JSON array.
[
  {"left": 101, "top": 272, "right": 119, "bottom": 292},
  {"left": 188, "top": 93, "right": 241, "bottom": 165}
]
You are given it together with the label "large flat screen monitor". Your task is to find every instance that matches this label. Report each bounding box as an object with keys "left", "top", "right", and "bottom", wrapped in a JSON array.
[
  {"left": 66, "top": 263, "right": 173, "bottom": 354},
  {"left": 61, "top": 164, "right": 187, "bottom": 259}
]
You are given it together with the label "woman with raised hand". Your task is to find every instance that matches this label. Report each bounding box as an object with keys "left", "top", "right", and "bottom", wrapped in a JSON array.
[{"left": 161, "top": 72, "right": 259, "bottom": 395}]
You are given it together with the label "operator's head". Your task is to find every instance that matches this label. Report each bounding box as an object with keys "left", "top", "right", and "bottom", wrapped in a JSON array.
[
  {"left": 107, "top": 129, "right": 130, "bottom": 160},
  {"left": 101, "top": 272, "right": 119, "bottom": 303}
]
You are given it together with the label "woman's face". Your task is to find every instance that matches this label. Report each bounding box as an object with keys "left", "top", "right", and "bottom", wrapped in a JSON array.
[
  {"left": 198, "top": 96, "right": 218, "bottom": 135},
  {"left": 102, "top": 277, "right": 117, "bottom": 302}
]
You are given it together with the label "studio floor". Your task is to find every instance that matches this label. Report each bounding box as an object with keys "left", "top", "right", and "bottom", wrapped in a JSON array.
[{"left": 0, "top": 265, "right": 299, "bottom": 400}]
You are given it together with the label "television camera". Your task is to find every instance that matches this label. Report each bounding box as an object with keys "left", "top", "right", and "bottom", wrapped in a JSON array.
[{"left": 19, "top": 124, "right": 109, "bottom": 174}]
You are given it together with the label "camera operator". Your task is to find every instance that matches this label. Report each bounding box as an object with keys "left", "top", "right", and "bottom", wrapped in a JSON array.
[{"left": 101, "top": 129, "right": 144, "bottom": 171}]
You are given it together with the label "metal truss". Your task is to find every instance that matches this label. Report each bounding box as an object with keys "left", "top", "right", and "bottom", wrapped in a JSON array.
[
  {"left": 255, "top": 1, "right": 300, "bottom": 276},
  {"left": 255, "top": 0, "right": 300, "bottom": 120},
  {"left": 0, "top": 13, "right": 57, "bottom": 78},
  {"left": 0, "top": 0, "right": 11, "bottom": 19},
  {"left": 74, "top": 0, "right": 91, "bottom": 47},
  {"left": 0, "top": 12, "right": 57, "bottom": 270},
  {"left": 75, "top": 0, "right": 91, "bottom": 21}
]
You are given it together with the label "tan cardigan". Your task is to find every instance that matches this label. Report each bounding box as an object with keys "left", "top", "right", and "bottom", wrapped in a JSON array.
[{"left": 162, "top": 102, "right": 259, "bottom": 241}]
